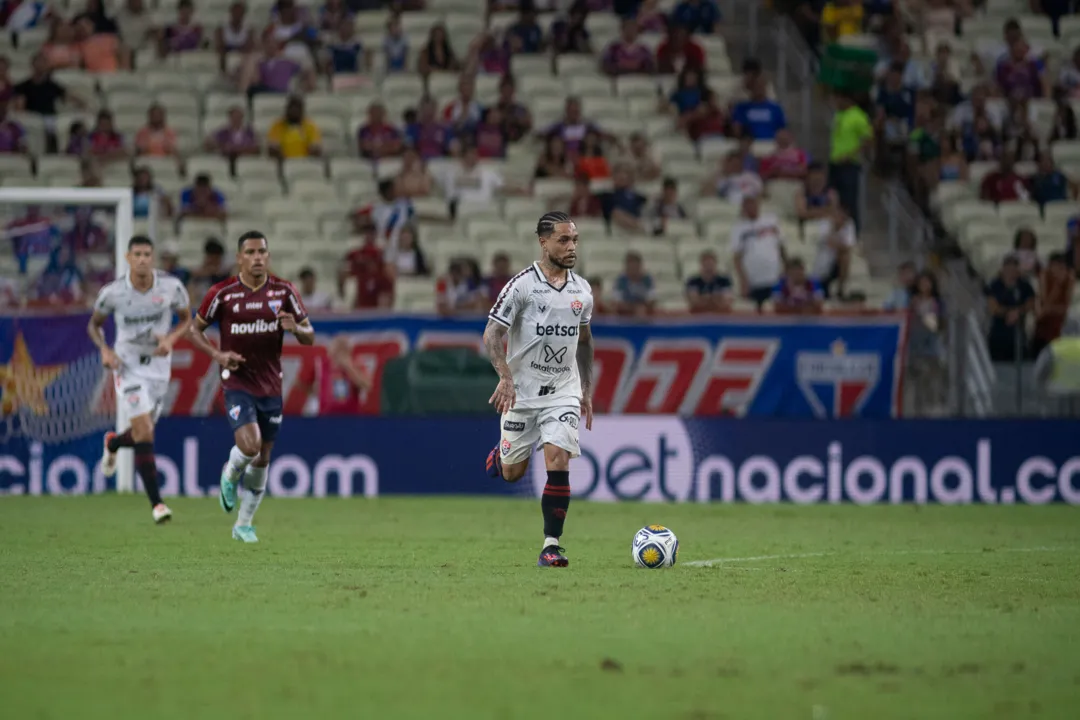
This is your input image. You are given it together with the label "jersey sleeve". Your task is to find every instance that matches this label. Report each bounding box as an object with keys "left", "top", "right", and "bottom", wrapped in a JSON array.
[
  {"left": 196, "top": 283, "right": 225, "bottom": 325},
  {"left": 92, "top": 283, "right": 114, "bottom": 316},
  {"left": 581, "top": 291, "right": 594, "bottom": 325},
  {"left": 169, "top": 277, "right": 191, "bottom": 311},
  {"left": 284, "top": 282, "right": 309, "bottom": 323},
  {"left": 488, "top": 277, "right": 523, "bottom": 328}
]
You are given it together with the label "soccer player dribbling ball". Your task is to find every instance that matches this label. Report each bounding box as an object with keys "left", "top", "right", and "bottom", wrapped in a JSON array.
[
  {"left": 90, "top": 236, "right": 192, "bottom": 524},
  {"left": 484, "top": 212, "right": 595, "bottom": 567},
  {"left": 188, "top": 231, "right": 315, "bottom": 543}
]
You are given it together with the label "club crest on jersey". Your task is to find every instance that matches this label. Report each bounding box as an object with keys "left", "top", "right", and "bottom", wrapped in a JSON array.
[
  {"left": 796, "top": 339, "right": 880, "bottom": 418},
  {"left": 268, "top": 299, "right": 282, "bottom": 315},
  {"left": 228, "top": 405, "right": 241, "bottom": 421},
  {"left": 570, "top": 299, "right": 583, "bottom": 316},
  {"left": 151, "top": 295, "right": 165, "bottom": 305}
]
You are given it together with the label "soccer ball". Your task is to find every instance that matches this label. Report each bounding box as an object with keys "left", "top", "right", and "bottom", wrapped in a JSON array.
[{"left": 632, "top": 525, "right": 679, "bottom": 569}]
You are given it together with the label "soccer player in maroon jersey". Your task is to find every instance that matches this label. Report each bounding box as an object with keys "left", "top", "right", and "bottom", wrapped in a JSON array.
[{"left": 188, "top": 231, "right": 315, "bottom": 543}]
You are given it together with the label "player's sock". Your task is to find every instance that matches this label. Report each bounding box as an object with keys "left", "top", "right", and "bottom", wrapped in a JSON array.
[
  {"left": 107, "top": 430, "right": 134, "bottom": 452},
  {"left": 237, "top": 464, "right": 267, "bottom": 527},
  {"left": 225, "top": 446, "right": 256, "bottom": 482},
  {"left": 541, "top": 470, "right": 571, "bottom": 540},
  {"left": 133, "top": 442, "right": 164, "bottom": 507}
]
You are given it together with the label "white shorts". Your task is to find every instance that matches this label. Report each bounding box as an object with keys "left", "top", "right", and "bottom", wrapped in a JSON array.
[
  {"left": 116, "top": 370, "right": 168, "bottom": 423},
  {"left": 499, "top": 405, "right": 581, "bottom": 465}
]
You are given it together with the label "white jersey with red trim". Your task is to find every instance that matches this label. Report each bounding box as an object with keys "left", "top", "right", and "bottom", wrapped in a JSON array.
[
  {"left": 92, "top": 270, "right": 190, "bottom": 382},
  {"left": 488, "top": 262, "right": 593, "bottom": 410}
]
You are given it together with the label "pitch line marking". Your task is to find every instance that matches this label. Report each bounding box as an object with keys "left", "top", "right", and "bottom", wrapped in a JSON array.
[{"left": 685, "top": 546, "right": 1073, "bottom": 568}]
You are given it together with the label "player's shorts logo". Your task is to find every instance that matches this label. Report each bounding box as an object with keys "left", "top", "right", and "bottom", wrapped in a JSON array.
[
  {"left": 557, "top": 411, "right": 579, "bottom": 429},
  {"left": 268, "top": 415, "right": 282, "bottom": 424},
  {"left": 228, "top": 405, "right": 241, "bottom": 421},
  {"left": 268, "top": 299, "right": 282, "bottom": 315},
  {"left": 500, "top": 439, "right": 512, "bottom": 455},
  {"left": 503, "top": 420, "right": 525, "bottom": 432},
  {"left": 127, "top": 393, "right": 140, "bottom": 406},
  {"left": 542, "top": 345, "right": 568, "bottom": 364},
  {"left": 570, "top": 299, "right": 583, "bottom": 316}
]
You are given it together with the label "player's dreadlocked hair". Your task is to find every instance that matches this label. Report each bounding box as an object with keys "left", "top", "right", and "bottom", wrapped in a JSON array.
[{"left": 536, "top": 211, "right": 571, "bottom": 238}]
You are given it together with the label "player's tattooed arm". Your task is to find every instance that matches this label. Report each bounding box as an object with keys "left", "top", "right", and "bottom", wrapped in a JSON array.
[
  {"left": 87, "top": 311, "right": 119, "bottom": 369},
  {"left": 483, "top": 318, "right": 516, "bottom": 413},
  {"left": 483, "top": 319, "right": 512, "bottom": 380},
  {"left": 577, "top": 323, "right": 594, "bottom": 431}
]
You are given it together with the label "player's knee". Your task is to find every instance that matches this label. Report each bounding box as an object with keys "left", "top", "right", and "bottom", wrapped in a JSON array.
[
  {"left": 253, "top": 444, "right": 273, "bottom": 468},
  {"left": 543, "top": 445, "right": 570, "bottom": 471},
  {"left": 235, "top": 427, "right": 261, "bottom": 457},
  {"left": 502, "top": 462, "right": 528, "bottom": 482},
  {"left": 130, "top": 416, "right": 154, "bottom": 443}
]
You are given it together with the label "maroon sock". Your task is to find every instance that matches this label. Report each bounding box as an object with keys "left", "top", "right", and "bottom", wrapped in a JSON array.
[
  {"left": 107, "top": 429, "right": 135, "bottom": 453},
  {"left": 133, "top": 442, "right": 163, "bottom": 507}
]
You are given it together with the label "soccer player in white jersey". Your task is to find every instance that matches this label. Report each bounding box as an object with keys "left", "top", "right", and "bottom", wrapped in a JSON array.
[
  {"left": 483, "top": 211, "right": 595, "bottom": 568},
  {"left": 88, "top": 236, "right": 192, "bottom": 524}
]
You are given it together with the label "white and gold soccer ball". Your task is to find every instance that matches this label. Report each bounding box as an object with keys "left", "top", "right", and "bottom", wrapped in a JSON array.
[{"left": 632, "top": 525, "right": 679, "bottom": 569}]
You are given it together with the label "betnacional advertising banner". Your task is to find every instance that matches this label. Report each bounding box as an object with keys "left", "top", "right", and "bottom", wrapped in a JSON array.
[{"left": 2, "top": 417, "right": 1079, "bottom": 504}]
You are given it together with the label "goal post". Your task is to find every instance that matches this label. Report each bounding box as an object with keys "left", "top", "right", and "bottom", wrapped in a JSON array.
[{"left": 0, "top": 187, "right": 136, "bottom": 493}]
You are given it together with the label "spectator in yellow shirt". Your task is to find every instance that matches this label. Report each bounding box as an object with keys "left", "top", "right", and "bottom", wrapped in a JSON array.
[
  {"left": 267, "top": 96, "right": 322, "bottom": 159},
  {"left": 822, "top": 0, "right": 864, "bottom": 43}
]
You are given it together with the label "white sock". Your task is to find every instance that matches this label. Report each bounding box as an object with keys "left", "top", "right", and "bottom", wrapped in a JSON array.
[
  {"left": 225, "top": 446, "right": 255, "bottom": 482},
  {"left": 543, "top": 536, "right": 560, "bottom": 549},
  {"left": 236, "top": 464, "right": 267, "bottom": 527}
]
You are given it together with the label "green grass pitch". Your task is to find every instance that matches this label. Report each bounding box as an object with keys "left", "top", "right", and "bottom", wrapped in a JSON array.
[{"left": 1, "top": 497, "right": 1078, "bottom": 720}]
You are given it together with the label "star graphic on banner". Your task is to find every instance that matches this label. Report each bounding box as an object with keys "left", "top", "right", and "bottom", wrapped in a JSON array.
[{"left": 0, "top": 332, "right": 65, "bottom": 416}]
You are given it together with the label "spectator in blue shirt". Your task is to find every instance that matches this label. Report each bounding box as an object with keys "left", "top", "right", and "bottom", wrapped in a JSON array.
[
  {"left": 506, "top": 4, "right": 545, "bottom": 54},
  {"left": 1030, "top": 154, "right": 1074, "bottom": 208},
  {"left": 383, "top": 14, "right": 409, "bottom": 72},
  {"left": 731, "top": 75, "right": 787, "bottom": 140},
  {"left": 672, "top": 0, "right": 722, "bottom": 35},
  {"left": 685, "top": 250, "right": 733, "bottom": 313},
  {"left": 180, "top": 174, "right": 227, "bottom": 221},
  {"left": 669, "top": 65, "right": 707, "bottom": 119},
  {"left": 326, "top": 19, "right": 364, "bottom": 74},
  {"left": 602, "top": 164, "right": 647, "bottom": 233},
  {"left": 874, "top": 62, "right": 915, "bottom": 148},
  {"left": 614, "top": 251, "right": 657, "bottom": 316}
]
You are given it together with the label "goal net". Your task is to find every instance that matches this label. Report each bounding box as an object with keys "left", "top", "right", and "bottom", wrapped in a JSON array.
[{"left": 0, "top": 187, "right": 136, "bottom": 493}]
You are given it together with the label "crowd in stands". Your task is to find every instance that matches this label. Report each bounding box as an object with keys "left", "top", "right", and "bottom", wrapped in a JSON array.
[
  {"left": 785, "top": 0, "right": 1080, "bottom": 373},
  {"left": 1, "top": 0, "right": 888, "bottom": 318}
]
